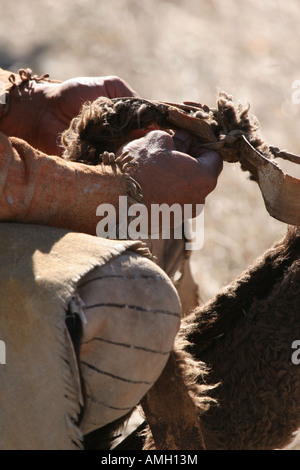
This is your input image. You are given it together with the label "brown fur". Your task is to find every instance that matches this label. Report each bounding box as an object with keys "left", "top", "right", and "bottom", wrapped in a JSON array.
[
  {"left": 60, "top": 92, "right": 273, "bottom": 182},
  {"left": 87, "top": 229, "right": 300, "bottom": 450},
  {"left": 141, "top": 339, "right": 217, "bottom": 450},
  {"left": 60, "top": 97, "right": 167, "bottom": 164},
  {"left": 180, "top": 226, "right": 300, "bottom": 449}
]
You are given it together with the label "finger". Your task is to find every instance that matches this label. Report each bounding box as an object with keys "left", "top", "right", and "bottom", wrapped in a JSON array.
[
  {"left": 172, "top": 130, "right": 192, "bottom": 154},
  {"left": 62, "top": 76, "right": 139, "bottom": 100},
  {"left": 195, "top": 150, "right": 223, "bottom": 177},
  {"left": 102, "top": 76, "right": 140, "bottom": 98},
  {"left": 55, "top": 76, "right": 139, "bottom": 121},
  {"left": 140, "top": 130, "right": 176, "bottom": 152},
  {"left": 117, "top": 130, "right": 175, "bottom": 157}
]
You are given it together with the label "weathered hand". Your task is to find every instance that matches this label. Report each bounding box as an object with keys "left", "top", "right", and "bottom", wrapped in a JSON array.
[
  {"left": 1, "top": 70, "right": 223, "bottom": 217},
  {"left": 117, "top": 129, "right": 223, "bottom": 210},
  {"left": 0, "top": 75, "right": 138, "bottom": 155}
]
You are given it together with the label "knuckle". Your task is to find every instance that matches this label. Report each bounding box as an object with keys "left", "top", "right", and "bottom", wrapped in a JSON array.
[{"left": 146, "top": 129, "right": 174, "bottom": 145}]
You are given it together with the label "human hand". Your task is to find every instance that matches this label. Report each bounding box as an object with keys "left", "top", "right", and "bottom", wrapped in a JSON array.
[
  {"left": 117, "top": 129, "right": 223, "bottom": 212},
  {"left": 0, "top": 75, "right": 138, "bottom": 156}
]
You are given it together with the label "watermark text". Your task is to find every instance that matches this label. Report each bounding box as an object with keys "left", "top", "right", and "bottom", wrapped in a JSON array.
[
  {"left": 291, "top": 340, "right": 300, "bottom": 365},
  {"left": 0, "top": 340, "right": 6, "bottom": 365},
  {"left": 96, "top": 196, "right": 204, "bottom": 250},
  {"left": 0, "top": 80, "right": 6, "bottom": 105}
]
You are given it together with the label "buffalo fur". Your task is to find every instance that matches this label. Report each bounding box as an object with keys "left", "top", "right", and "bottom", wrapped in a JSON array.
[{"left": 178, "top": 225, "right": 300, "bottom": 450}]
